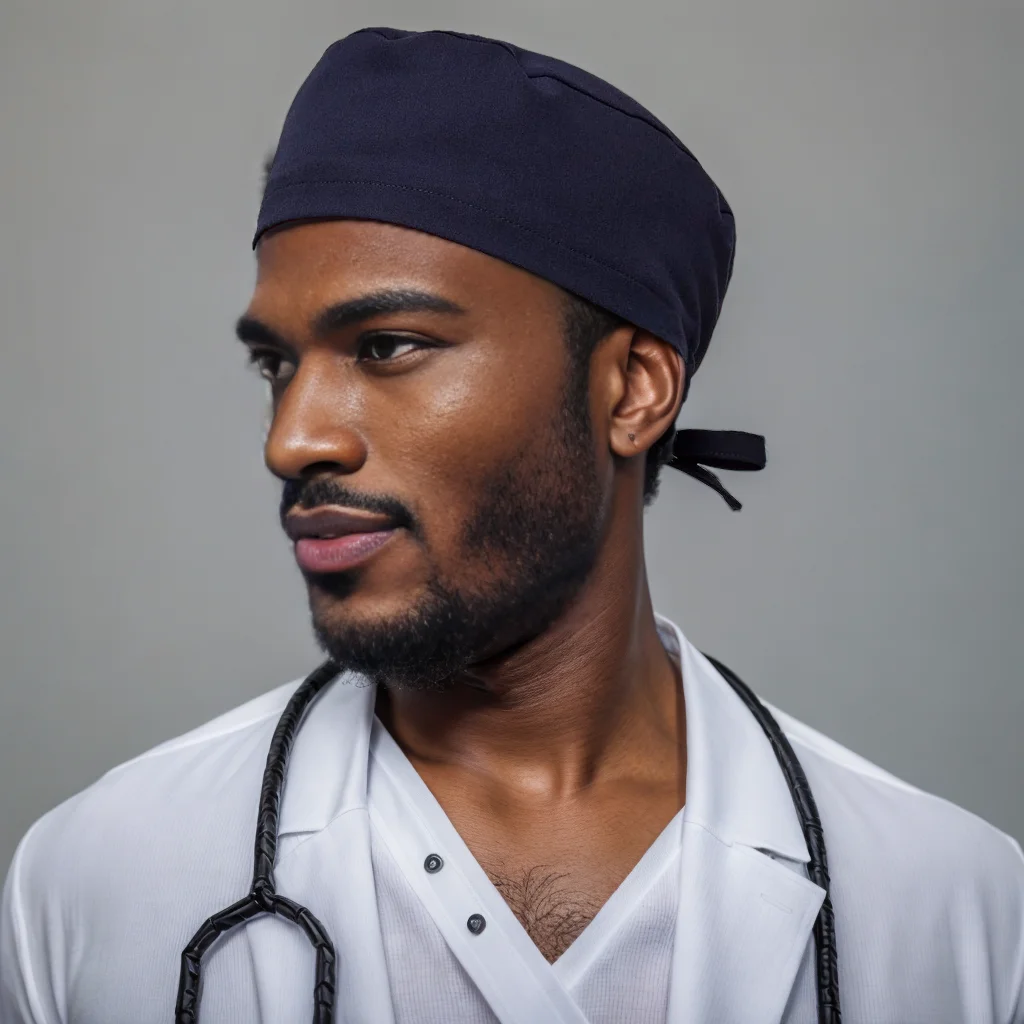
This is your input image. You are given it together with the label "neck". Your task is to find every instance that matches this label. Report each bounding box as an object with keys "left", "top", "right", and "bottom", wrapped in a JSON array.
[{"left": 377, "top": 535, "right": 684, "bottom": 797}]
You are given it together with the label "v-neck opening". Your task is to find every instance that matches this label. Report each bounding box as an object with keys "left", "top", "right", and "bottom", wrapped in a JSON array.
[
  {"left": 368, "top": 716, "right": 683, "bottom": 979},
  {"left": 549, "top": 810, "right": 682, "bottom": 985}
]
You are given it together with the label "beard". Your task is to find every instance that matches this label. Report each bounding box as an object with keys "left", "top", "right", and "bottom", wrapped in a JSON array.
[{"left": 283, "top": 370, "right": 606, "bottom": 691}]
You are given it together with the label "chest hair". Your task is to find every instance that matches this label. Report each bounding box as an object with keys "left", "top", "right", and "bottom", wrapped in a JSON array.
[{"left": 487, "top": 866, "right": 604, "bottom": 963}]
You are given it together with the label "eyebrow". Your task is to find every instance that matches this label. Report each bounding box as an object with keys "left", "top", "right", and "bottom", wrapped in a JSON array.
[{"left": 235, "top": 288, "right": 467, "bottom": 347}]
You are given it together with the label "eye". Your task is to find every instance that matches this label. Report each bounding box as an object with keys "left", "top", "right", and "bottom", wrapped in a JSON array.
[
  {"left": 357, "top": 333, "right": 427, "bottom": 363},
  {"left": 247, "top": 348, "right": 296, "bottom": 385}
]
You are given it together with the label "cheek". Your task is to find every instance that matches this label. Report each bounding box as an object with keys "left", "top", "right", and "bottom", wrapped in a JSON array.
[{"left": 370, "top": 351, "right": 563, "bottom": 550}]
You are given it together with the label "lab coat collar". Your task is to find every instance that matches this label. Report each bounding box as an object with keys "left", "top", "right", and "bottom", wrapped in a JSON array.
[
  {"left": 663, "top": 616, "right": 824, "bottom": 1022},
  {"left": 278, "top": 616, "right": 813, "bottom": 865},
  {"left": 276, "top": 668, "right": 376, "bottom": 837},
  {"left": 662, "top": 616, "right": 811, "bottom": 863}
]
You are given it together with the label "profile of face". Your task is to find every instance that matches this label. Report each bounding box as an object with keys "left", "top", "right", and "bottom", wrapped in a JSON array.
[{"left": 240, "top": 220, "right": 673, "bottom": 690}]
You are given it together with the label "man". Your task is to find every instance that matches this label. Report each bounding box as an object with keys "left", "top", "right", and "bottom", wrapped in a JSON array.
[{"left": 2, "top": 26, "right": 1022, "bottom": 1024}]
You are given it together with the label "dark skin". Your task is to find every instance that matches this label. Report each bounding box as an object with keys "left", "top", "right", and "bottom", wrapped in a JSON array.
[{"left": 242, "top": 219, "right": 688, "bottom": 961}]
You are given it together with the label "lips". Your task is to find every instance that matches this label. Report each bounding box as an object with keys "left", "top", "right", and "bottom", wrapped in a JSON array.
[{"left": 283, "top": 507, "right": 398, "bottom": 574}]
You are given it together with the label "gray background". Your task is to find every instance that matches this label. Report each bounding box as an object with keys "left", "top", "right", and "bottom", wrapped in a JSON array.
[{"left": 1, "top": 0, "right": 1021, "bottom": 876}]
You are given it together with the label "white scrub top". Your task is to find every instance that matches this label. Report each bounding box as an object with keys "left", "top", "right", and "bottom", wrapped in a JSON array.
[
  {"left": 3, "top": 616, "right": 1023, "bottom": 1023},
  {"left": 368, "top": 716, "right": 682, "bottom": 1024}
]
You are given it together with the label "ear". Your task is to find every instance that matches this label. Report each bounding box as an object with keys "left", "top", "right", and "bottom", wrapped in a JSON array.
[{"left": 597, "top": 328, "right": 686, "bottom": 460}]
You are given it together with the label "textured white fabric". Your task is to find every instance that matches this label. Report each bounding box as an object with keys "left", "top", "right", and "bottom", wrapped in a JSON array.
[
  {"left": 2, "top": 616, "right": 1023, "bottom": 1023},
  {"left": 368, "top": 717, "right": 680, "bottom": 1024}
]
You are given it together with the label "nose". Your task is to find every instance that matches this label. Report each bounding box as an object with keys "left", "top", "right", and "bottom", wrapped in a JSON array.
[{"left": 264, "top": 356, "right": 367, "bottom": 482}]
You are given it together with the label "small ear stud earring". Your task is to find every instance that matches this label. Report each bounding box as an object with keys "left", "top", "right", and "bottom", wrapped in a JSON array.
[{"left": 628, "top": 432, "right": 636, "bottom": 443}]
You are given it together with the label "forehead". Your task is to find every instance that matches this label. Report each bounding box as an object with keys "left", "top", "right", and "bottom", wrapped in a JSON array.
[{"left": 250, "top": 219, "right": 566, "bottom": 324}]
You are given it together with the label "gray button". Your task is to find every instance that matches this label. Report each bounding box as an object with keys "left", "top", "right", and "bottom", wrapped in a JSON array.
[
  {"left": 467, "top": 913, "right": 486, "bottom": 935},
  {"left": 424, "top": 853, "right": 443, "bottom": 874}
]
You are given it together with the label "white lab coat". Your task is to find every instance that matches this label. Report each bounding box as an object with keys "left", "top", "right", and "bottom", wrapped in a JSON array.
[{"left": 2, "top": 617, "right": 1023, "bottom": 1023}]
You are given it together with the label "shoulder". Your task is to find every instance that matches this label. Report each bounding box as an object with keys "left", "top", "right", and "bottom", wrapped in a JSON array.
[
  {"left": 8, "top": 676, "right": 304, "bottom": 884},
  {"left": 1, "top": 679, "right": 303, "bottom": 1019},
  {"left": 771, "top": 701, "right": 1024, "bottom": 879},
  {"left": 770, "top": 704, "right": 1024, "bottom": 1020},
  {"left": 29, "top": 677, "right": 301, "bottom": 850},
  {"left": 109, "top": 676, "right": 303, "bottom": 772}
]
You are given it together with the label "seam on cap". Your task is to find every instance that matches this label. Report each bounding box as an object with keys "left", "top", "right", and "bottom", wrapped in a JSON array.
[
  {"left": 360, "top": 27, "right": 523, "bottom": 62},
  {"left": 521, "top": 69, "right": 700, "bottom": 166},
  {"left": 455, "top": 32, "right": 702, "bottom": 167},
  {"left": 358, "top": 28, "right": 701, "bottom": 169},
  {"left": 433, "top": 29, "right": 522, "bottom": 61},
  {"left": 260, "top": 177, "right": 675, "bottom": 312}
]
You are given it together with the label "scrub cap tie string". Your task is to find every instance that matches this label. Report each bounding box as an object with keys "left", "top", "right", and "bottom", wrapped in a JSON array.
[{"left": 669, "top": 429, "right": 766, "bottom": 510}]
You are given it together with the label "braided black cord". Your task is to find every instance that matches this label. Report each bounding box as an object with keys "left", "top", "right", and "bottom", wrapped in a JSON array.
[
  {"left": 704, "top": 654, "right": 841, "bottom": 1024},
  {"left": 175, "top": 660, "right": 341, "bottom": 1024}
]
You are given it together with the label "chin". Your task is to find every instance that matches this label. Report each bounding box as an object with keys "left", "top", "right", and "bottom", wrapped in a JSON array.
[
  {"left": 305, "top": 572, "right": 487, "bottom": 690},
  {"left": 307, "top": 576, "right": 427, "bottom": 631}
]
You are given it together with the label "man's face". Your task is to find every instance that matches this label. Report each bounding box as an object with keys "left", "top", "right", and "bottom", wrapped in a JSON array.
[{"left": 241, "top": 220, "right": 612, "bottom": 689}]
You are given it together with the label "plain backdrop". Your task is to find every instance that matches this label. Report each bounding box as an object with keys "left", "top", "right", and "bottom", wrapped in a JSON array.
[{"left": 1, "top": 0, "right": 1021, "bottom": 876}]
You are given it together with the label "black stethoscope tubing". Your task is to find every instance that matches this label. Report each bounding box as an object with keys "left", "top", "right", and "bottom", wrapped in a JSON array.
[{"left": 175, "top": 656, "right": 841, "bottom": 1023}]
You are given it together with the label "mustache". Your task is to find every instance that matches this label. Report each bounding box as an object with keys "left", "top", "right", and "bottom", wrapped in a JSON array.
[{"left": 279, "top": 477, "right": 417, "bottom": 533}]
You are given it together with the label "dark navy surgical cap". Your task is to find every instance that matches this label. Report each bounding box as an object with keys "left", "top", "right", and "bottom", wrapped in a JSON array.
[{"left": 257, "top": 27, "right": 766, "bottom": 509}]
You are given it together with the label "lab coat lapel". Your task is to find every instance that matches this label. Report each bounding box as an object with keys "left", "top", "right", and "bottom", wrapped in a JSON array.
[
  {"left": 243, "top": 814, "right": 396, "bottom": 1024},
  {"left": 663, "top": 624, "right": 825, "bottom": 1023},
  {"left": 244, "top": 672, "right": 397, "bottom": 1024},
  {"left": 668, "top": 824, "right": 824, "bottom": 1022}
]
